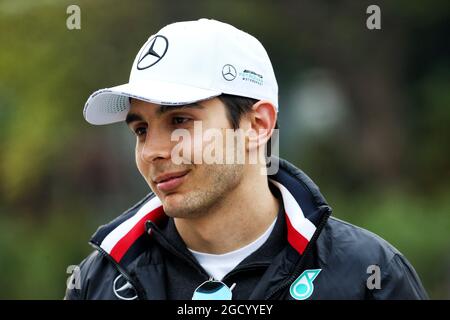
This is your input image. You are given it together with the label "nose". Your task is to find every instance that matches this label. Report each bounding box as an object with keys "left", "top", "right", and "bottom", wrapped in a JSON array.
[{"left": 138, "top": 128, "right": 172, "bottom": 163}]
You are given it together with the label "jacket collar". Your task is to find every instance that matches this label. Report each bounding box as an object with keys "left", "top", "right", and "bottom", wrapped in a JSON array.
[
  {"left": 90, "top": 157, "right": 332, "bottom": 268},
  {"left": 146, "top": 183, "right": 287, "bottom": 273}
]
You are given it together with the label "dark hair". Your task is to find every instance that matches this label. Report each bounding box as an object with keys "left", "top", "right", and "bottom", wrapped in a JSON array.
[{"left": 217, "top": 94, "right": 278, "bottom": 158}]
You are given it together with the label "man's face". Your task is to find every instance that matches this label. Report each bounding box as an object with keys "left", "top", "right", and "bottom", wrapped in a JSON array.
[{"left": 126, "top": 97, "right": 245, "bottom": 218}]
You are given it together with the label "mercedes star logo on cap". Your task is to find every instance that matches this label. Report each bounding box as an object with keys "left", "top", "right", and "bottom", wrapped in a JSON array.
[
  {"left": 222, "top": 64, "right": 237, "bottom": 81},
  {"left": 137, "top": 35, "right": 169, "bottom": 70}
]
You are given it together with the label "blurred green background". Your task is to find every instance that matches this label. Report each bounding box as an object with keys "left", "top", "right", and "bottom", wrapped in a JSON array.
[{"left": 0, "top": 0, "right": 449, "bottom": 299}]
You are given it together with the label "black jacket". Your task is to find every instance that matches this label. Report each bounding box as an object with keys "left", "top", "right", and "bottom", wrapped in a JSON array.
[{"left": 65, "top": 158, "right": 428, "bottom": 300}]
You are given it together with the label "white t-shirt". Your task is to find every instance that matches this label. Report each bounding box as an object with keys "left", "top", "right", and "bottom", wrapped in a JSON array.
[{"left": 188, "top": 217, "right": 277, "bottom": 281}]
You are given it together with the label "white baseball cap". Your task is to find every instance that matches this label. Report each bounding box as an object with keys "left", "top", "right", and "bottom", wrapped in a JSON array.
[{"left": 83, "top": 18, "right": 278, "bottom": 125}]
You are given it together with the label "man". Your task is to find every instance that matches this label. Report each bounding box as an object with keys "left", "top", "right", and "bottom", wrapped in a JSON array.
[{"left": 65, "top": 19, "right": 427, "bottom": 300}]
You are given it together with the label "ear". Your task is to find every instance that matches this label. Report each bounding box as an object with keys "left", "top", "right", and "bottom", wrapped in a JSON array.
[{"left": 246, "top": 100, "right": 277, "bottom": 153}]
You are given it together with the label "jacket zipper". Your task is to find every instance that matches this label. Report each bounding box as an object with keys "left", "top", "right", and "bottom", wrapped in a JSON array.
[
  {"left": 89, "top": 242, "right": 147, "bottom": 300},
  {"left": 264, "top": 205, "right": 332, "bottom": 300}
]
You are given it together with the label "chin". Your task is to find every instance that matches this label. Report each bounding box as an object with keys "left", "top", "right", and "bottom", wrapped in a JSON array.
[{"left": 161, "top": 192, "right": 186, "bottom": 215}]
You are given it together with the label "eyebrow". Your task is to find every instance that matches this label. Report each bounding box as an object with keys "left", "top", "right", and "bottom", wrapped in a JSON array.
[
  {"left": 156, "top": 103, "right": 204, "bottom": 115},
  {"left": 125, "top": 113, "right": 144, "bottom": 125},
  {"left": 125, "top": 103, "right": 204, "bottom": 125}
]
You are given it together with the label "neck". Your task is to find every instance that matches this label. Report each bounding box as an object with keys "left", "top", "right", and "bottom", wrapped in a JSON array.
[{"left": 174, "top": 166, "right": 279, "bottom": 254}]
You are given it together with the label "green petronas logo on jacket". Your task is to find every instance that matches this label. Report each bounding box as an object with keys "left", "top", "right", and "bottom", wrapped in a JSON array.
[{"left": 290, "top": 269, "right": 322, "bottom": 300}]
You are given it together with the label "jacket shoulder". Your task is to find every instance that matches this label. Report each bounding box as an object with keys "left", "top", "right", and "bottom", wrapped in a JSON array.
[
  {"left": 64, "top": 250, "right": 116, "bottom": 300},
  {"left": 318, "top": 217, "right": 401, "bottom": 265},
  {"left": 314, "top": 217, "right": 428, "bottom": 299}
]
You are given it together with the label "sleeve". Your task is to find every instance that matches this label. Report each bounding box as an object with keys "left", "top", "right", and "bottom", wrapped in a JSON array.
[{"left": 370, "top": 253, "right": 429, "bottom": 300}]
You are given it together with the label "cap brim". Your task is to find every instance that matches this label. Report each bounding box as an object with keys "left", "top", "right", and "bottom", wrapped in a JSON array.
[{"left": 83, "top": 81, "right": 221, "bottom": 125}]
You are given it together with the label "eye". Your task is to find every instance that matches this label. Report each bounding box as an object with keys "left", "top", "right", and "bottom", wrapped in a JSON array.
[
  {"left": 134, "top": 127, "right": 147, "bottom": 137},
  {"left": 172, "top": 116, "right": 191, "bottom": 125}
]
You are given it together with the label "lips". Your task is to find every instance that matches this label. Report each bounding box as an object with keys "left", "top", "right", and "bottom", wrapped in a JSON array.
[{"left": 153, "top": 170, "right": 189, "bottom": 192}]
